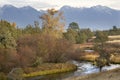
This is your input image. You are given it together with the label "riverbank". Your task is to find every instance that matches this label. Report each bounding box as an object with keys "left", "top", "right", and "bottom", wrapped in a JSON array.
[
  {"left": 64, "top": 68, "right": 120, "bottom": 80},
  {"left": 23, "top": 63, "right": 77, "bottom": 78},
  {"left": 80, "top": 54, "right": 120, "bottom": 64}
]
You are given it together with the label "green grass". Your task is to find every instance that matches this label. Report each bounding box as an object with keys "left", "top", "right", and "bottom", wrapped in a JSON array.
[{"left": 23, "top": 63, "right": 77, "bottom": 78}]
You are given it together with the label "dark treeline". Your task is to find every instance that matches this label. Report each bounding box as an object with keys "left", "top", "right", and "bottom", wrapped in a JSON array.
[
  {"left": 64, "top": 22, "right": 94, "bottom": 44},
  {"left": 96, "top": 26, "right": 120, "bottom": 36},
  {"left": 106, "top": 26, "right": 120, "bottom": 35}
]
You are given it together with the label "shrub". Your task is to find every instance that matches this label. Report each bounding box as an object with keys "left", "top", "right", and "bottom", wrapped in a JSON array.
[
  {"left": 0, "top": 72, "right": 7, "bottom": 80},
  {"left": 7, "top": 68, "right": 24, "bottom": 80}
]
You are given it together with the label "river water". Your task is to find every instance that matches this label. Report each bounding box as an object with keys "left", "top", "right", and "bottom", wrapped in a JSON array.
[{"left": 27, "top": 61, "right": 120, "bottom": 80}]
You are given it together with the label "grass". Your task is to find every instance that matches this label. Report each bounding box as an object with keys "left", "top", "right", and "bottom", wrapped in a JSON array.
[
  {"left": 107, "top": 40, "right": 120, "bottom": 43},
  {"left": 23, "top": 63, "right": 77, "bottom": 78},
  {"left": 110, "top": 55, "right": 120, "bottom": 64},
  {"left": 80, "top": 54, "right": 99, "bottom": 62},
  {"left": 80, "top": 54, "right": 120, "bottom": 64},
  {"left": 108, "top": 35, "right": 120, "bottom": 39},
  {"left": 107, "top": 35, "right": 120, "bottom": 43}
]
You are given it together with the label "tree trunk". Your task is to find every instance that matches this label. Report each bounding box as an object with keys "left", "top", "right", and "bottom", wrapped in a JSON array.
[{"left": 99, "top": 66, "right": 102, "bottom": 72}]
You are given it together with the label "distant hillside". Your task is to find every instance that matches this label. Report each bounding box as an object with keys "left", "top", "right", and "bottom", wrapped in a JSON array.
[
  {"left": 0, "top": 5, "right": 43, "bottom": 27},
  {"left": 60, "top": 5, "right": 120, "bottom": 30},
  {"left": 0, "top": 5, "right": 120, "bottom": 30}
]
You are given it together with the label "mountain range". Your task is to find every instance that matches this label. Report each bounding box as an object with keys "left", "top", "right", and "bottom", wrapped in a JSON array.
[{"left": 0, "top": 5, "right": 120, "bottom": 30}]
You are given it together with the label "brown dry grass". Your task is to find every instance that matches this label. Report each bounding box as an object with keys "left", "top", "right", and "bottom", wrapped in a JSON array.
[
  {"left": 80, "top": 54, "right": 120, "bottom": 64},
  {"left": 92, "top": 35, "right": 120, "bottom": 39},
  {"left": 108, "top": 35, "right": 120, "bottom": 39},
  {"left": 111, "top": 55, "right": 120, "bottom": 64},
  {"left": 107, "top": 40, "right": 120, "bottom": 43},
  {"left": 73, "top": 43, "right": 93, "bottom": 50},
  {"left": 80, "top": 54, "right": 99, "bottom": 61}
]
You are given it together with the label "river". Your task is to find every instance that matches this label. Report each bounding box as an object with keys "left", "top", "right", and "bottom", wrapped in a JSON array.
[{"left": 27, "top": 61, "right": 120, "bottom": 80}]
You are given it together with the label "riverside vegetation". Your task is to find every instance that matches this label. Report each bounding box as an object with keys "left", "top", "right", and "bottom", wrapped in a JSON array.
[
  {"left": 23, "top": 63, "right": 77, "bottom": 78},
  {"left": 0, "top": 8, "right": 120, "bottom": 80}
]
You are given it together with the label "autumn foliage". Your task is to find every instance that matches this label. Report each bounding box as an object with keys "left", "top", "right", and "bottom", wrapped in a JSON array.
[{"left": 0, "top": 9, "right": 74, "bottom": 74}]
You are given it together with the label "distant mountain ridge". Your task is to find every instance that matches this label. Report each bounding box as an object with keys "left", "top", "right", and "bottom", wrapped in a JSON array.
[
  {"left": 0, "top": 5, "right": 43, "bottom": 27},
  {"left": 0, "top": 5, "right": 120, "bottom": 30},
  {"left": 60, "top": 5, "right": 120, "bottom": 30}
]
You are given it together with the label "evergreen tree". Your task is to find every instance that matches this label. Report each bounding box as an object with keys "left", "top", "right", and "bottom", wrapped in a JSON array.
[
  {"left": 68, "top": 22, "right": 79, "bottom": 31},
  {"left": 0, "top": 31, "right": 17, "bottom": 49},
  {"left": 94, "top": 31, "right": 110, "bottom": 72},
  {"left": 0, "top": 20, "right": 17, "bottom": 49},
  {"left": 64, "top": 29, "right": 77, "bottom": 43}
]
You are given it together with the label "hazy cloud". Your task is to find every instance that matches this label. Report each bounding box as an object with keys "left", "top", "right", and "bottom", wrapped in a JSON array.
[{"left": 0, "top": 0, "right": 120, "bottom": 10}]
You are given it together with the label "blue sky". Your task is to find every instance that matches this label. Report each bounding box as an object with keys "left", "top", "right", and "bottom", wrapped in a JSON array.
[{"left": 0, "top": 0, "right": 120, "bottom": 10}]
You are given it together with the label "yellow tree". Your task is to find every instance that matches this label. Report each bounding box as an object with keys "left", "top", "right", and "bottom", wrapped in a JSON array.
[{"left": 40, "top": 8, "right": 65, "bottom": 39}]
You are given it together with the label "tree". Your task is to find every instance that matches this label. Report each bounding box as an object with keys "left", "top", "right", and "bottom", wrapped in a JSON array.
[
  {"left": 107, "top": 26, "right": 120, "bottom": 35},
  {"left": 23, "top": 23, "right": 41, "bottom": 35},
  {"left": 0, "top": 21, "right": 18, "bottom": 73},
  {"left": 113, "top": 26, "right": 118, "bottom": 31},
  {"left": 23, "top": 24, "right": 34, "bottom": 34},
  {"left": 65, "top": 22, "right": 93, "bottom": 44},
  {"left": 76, "top": 32, "right": 87, "bottom": 44},
  {"left": 65, "top": 27, "right": 93, "bottom": 44},
  {"left": 0, "top": 31, "right": 17, "bottom": 49},
  {"left": 95, "top": 31, "right": 108, "bottom": 46},
  {"left": 40, "top": 8, "right": 65, "bottom": 39},
  {"left": 64, "top": 22, "right": 80, "bottom": 43},
  {"left": 34, "top": 21, "right": 41, "bottom": 33},
  {"left": 0, "top": 20, "right": 17, "bottom": 49},
  {"left": 94, "top": 31, "right": 110, "bottom": 72},
  {"left": 64, "top": 29, "right": 77, "bottom": 43},
  {"left": 68, "top": 22, "right": 79, "bottom": 31},
  {"left": 0, "top": 20, "right": 17, "bottom": 39},
  {"left": 81, "top": 28, "right": 93, "bottom": 39}
]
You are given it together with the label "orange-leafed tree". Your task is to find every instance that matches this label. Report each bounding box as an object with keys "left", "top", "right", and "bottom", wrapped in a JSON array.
[{"left": 40, "top": 8, "right": 65, "bottom": 39}]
